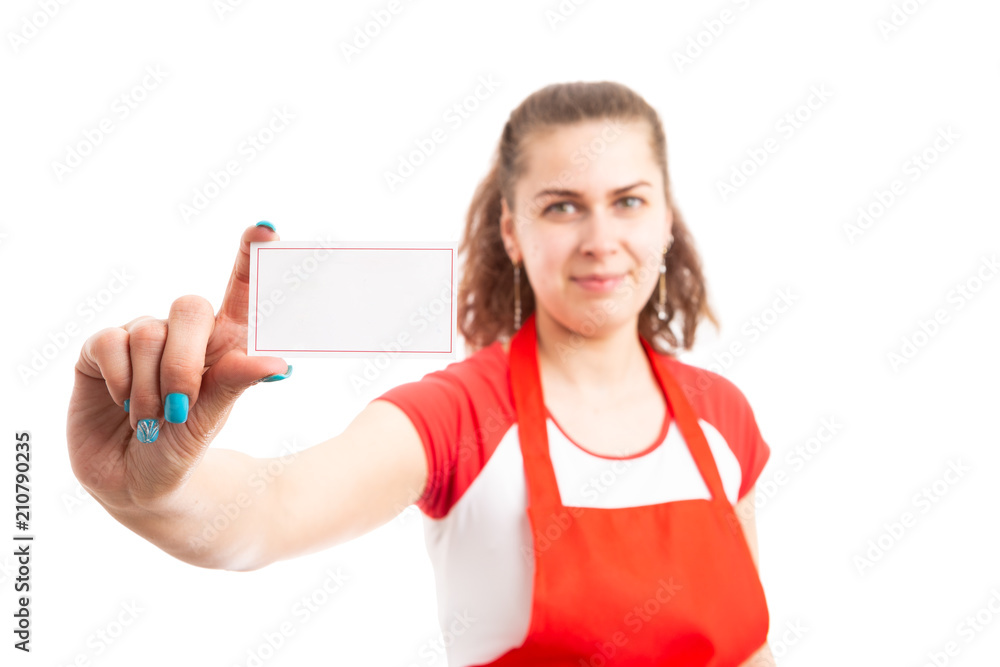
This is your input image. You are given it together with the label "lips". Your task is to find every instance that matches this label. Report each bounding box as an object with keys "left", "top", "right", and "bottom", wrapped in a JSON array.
[
  {"left": 575, "top": 273, "right": 624, "bottom": 281},
  {"left": 572, "top": 274, "right": 625, "bottom": 291}
]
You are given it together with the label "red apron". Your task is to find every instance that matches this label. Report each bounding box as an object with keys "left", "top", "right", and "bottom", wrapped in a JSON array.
[{"left": 480, "top": 313, "right": 769, "bottom": 666}]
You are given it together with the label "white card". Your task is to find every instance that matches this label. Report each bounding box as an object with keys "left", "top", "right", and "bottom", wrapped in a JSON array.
[{"left": 248, "top": 241, "right": 457, "bottom": 359}]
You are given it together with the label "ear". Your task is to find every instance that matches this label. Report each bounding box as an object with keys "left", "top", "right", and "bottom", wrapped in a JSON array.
[{"left": 499, "top": 196, "right": 521, "bottom": 264}]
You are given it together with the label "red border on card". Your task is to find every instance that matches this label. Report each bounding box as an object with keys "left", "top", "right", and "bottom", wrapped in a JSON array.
[{"left": 254, "top": 246, "right": 454, "bottom": 354}]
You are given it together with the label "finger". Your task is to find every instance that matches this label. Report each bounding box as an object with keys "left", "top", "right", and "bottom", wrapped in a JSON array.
[
  {"left": 124, "top": 318, "right": 168, "bottom": 441},
  {"left": 159, "top": 295, "right": 216, "bottom": 425},
  {"left": 218, "top": 222, "right": 280, "bottom": 326},
  {"left": 76, "top": 326, "right": 133, "bottom": 409}
]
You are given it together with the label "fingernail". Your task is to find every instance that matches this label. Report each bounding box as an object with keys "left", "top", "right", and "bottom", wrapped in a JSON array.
[
  {"left": 260, "top": 365, "right": 293, "bottom": 382},
  {"left": 137, "top": 419, "right": 160, "bottom": 443},
  {"left": 256, "top": 221, "right": 276, "bottom": 232},
  {"left": 165, "top": 393, "right": 189, "bottom": 424},
  {"left": 124, "top": 399, "right": 130, "bottom": 413}
]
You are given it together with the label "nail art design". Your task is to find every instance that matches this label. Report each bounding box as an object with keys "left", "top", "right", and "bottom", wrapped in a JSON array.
[
  {"left": 124, "top": 399, "right": 130, "bottom": 413},
  {"left": 256, "top": 221, "right": 276, "bottom": 232},
  {"left": 137, "top": 419, "right": 160, "bottom": 443}
]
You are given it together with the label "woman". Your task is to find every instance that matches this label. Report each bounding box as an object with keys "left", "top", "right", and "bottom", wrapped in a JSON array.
[{"left": 68, "top": 81, "right": 775, "bottom": 665}]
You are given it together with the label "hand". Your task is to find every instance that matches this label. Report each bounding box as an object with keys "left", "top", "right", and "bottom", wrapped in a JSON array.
[{"left": 67, "top": 222, "right": 292, "bottom": 513}]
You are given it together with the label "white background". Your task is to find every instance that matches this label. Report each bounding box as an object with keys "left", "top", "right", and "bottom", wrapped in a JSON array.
[{"left": 1, "top": 0, "right": 999, "bottom": 665}]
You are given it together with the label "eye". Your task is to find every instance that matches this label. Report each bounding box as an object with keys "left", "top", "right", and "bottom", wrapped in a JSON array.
[
  {"left": 543, "top": 201, "right": 577, "bottom": 215},
  {"left": 618, "top": 195, "right": 644, "bottom": 209}
]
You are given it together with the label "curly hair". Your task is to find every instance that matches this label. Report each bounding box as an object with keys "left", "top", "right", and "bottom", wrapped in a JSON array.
[{"left": 456, "top": 81, "right": 719, "bottom": 356}]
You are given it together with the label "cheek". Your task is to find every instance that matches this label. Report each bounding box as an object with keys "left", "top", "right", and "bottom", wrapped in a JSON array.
[
  {"left": 524, "top": 236, "right": 569, "bottom": 283},
  {"left": 527, "top": 257, "right": 559, "bottom": 293},
  {"left": 637, "top": 241, "right": 666, "bottom": 277}
]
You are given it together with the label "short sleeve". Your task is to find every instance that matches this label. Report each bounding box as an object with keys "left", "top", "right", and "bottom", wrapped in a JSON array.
[
  {"left": 677, "top": 361, "right": 771, "bottom": 503},
  {"left": 373, "top": 371, "right": 465, "bottom": 519},
  {"left": 720, "top": 377, "right": 770, "bottom": 502},
  {"left": 736, "top": 395, "right": 770, "bottom": 502}
]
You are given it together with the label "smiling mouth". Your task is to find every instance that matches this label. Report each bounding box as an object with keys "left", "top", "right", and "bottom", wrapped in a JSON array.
[
  {"left": 574, "top": 273, "right": 625, "bottom": 281},
  {"left": 572, "top": 274, "right": 625, "bottom": 291}
]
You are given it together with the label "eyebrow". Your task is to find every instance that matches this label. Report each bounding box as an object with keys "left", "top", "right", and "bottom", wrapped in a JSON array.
[{"left": 533, "top": 180, "right": 652, "bottom": 202}]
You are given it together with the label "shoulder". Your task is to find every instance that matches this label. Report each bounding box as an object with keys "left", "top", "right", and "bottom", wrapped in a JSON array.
[
  {"left": 655, "top": 353, "right": 755, "bottom": 419},
  {"left": 654, "top": 353, "right": 771, "bottom": 501},
  {"left": 375, "top": 340, "right": 514, "bottom": 430},
  {"left": 434, "top": 339, "right": 511, "bottom": 388}
]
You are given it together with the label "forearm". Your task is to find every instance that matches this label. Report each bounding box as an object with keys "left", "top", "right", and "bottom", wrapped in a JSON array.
[{"left": 97, "top": 448, "right": 279, "bottom": 572}]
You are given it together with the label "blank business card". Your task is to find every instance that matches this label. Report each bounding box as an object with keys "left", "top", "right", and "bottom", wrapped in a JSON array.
[{"left": 248, "top": 241, "right": 456, "bottom": 359}]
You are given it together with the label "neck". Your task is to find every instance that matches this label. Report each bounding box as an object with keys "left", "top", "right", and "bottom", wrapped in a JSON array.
[{"left": 533, "top": 308, "right": 647, "bottom": 396}]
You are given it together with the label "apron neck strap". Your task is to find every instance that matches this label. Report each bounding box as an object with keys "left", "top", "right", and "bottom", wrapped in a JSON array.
[
  {"left": 510, "top": 313, "right": 563, "bottom": 509},
  {"left": 509, "top": 313, "right": 731, "bottom": 512}
]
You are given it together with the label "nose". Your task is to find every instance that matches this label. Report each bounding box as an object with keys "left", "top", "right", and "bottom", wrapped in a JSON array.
[{"left": 578, "top": 208, "right": 620, "bottom": 258}]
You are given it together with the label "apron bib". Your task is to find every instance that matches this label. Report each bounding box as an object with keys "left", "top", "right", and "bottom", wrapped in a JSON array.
[{"left": 479, "top": 313, "right": 769, "bottom": 666}]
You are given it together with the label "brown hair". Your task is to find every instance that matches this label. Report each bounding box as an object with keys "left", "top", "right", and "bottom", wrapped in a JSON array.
[{"left": 456, "top": 81, "right": 719, "bottom": 356}]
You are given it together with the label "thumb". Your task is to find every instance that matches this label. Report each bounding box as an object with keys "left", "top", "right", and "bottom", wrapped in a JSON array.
[{"left": 195, "top": 349, "right": 290, "bottom": 421}]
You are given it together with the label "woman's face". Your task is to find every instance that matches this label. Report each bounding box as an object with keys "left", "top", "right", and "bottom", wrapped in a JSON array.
[{"left": 500, "top": 119, "right": 673, "bottom": 337}]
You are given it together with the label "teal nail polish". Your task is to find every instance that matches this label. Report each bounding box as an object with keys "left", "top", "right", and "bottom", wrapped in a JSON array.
[
  {"left": 165, "top": 393, "right": 189, "bottom": 424},
  {"left": 137, "top": 420, "right": 159, "bottom": 443},
  {"left": 260, "top": 365, "right": 293, "bottom": 382},
  {"left": 256, "top": 221, "right": 276, "bottom": 232},
  {"left": 124, "top": 399, "right": 130, "bottom": 413}
]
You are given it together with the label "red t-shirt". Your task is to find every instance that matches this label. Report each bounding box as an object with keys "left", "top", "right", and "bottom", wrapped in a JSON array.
[{"left": 373, "top": 339, "right": 770, "bottom": 665}]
